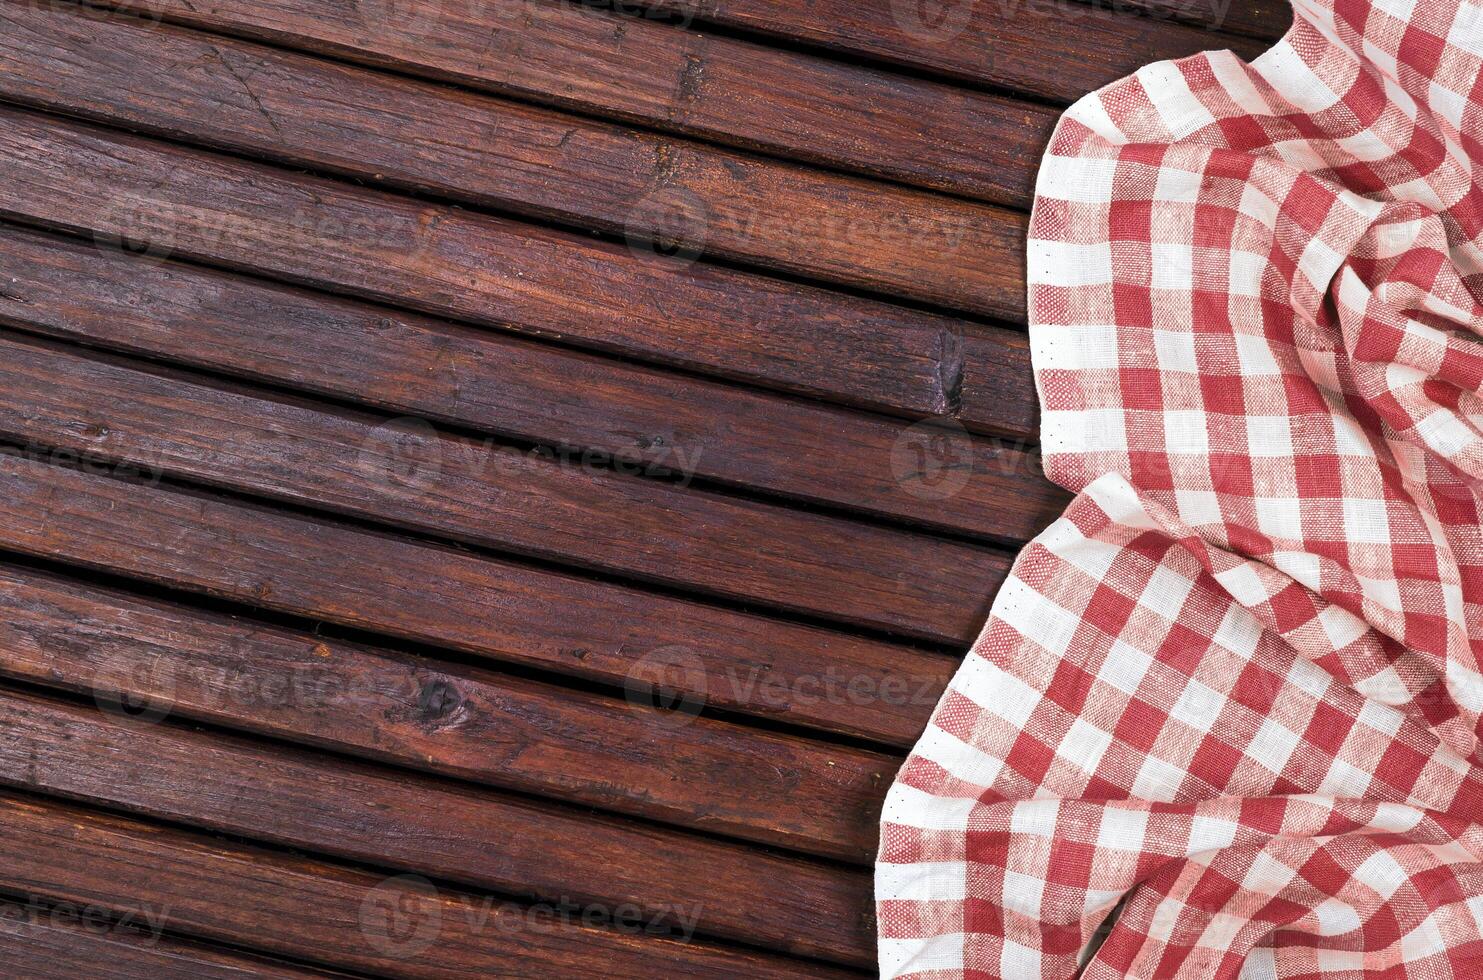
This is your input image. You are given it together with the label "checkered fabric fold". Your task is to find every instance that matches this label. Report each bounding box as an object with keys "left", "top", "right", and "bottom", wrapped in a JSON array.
[{"left": 876, "top": 0, "right": 1483, "bottom": 976}]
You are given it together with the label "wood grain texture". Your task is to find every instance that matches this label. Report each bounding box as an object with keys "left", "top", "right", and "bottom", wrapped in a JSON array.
[
  {"left": 94, "top": 0, "right": 1057, "bottom": 205},
  {"left": 0, "top": 105, "right": 978, "bottom": 419},
  {"left": 640, "top": 0, "right": 1268, "bottom": 96},
  {"left": 0, "top": 225, "right": 1065, "bottom": 540},
  {"left": 0, "top": 898, "right": 342, "bottom": 980},
  {"left": 0, "top": 793, "right": 860, "bottom": 978},
  {"left": 0, "top": 561, "right": 907, "bottom": 861},
  {"left": 1117, "top": 0, "right": 1291, "bottom": 40},
  {"left": 0, "top": 330, "right": 1009, "bottom": 641},
  {"left": 0, "top": 451, "right": 951, "bottom": 761},
  {"left": 0, "top": 2, "right": 1026, "bottom": 318},
  {"left": 959, "top": 329, "right": 1042, "bottom": 435},
  {"left": 0, "top": 682, "right": 876, "bottom": 965}
]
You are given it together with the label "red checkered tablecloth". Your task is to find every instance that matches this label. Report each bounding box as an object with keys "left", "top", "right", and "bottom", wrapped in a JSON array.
[{"left": 876, "top": 0, "right": 1483, "bottom": 975}]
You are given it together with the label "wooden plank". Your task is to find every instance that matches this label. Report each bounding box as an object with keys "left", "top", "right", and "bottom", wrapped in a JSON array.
[
  {"left": 0, "top": 897, "right": 341, "bottom": 979},
  {"left": 0, "top": 452, "right": 950, "bottom": 759},
  {"left": 0, "top": 224, "right": 1066, "bottom": 539},
  {"left": 96, "top": 0, "right": 1057, "bottom": 205},
  {"left": 0, "top": 106, "right": 974, "bottom": 420},
  {"left": 0, "top": 682, "right": 876, "bottom": 966},
  {"left": 640, "top": 0, "right": 1269, "bottom": 96},
  {"left": 0, "top": 2, "right": 1026, "bottom": 318},
  {"left": 1117, "top": 0, "right": 1291, "bottom": 40},
  {"left": 0, "top": 560, "right": 906, "bottom": 859},
  {"left": 0, "top": 793, "right": 858, "bottom": 978},
  {"left": 959, "top": 329, "right": 1042, "bottom": 436},
  {"left": 0, "top": 331, "right": 1008, "bottom": 642}
]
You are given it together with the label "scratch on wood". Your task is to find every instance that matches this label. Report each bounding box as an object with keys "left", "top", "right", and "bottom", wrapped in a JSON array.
[
  {"left": 669, "top": 53, "right": 706, "bottom": 122},
  {"left": 936, "top": 329, "right": 964, "bottom": 416},
  {"left": 212, "top": 45, "right": 283, "bottom": 136}
]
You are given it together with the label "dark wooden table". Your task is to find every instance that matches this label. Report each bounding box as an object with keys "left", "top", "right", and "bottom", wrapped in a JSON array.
[{"left": 0, "top": 0, "right": 1287, "bottom": 974}]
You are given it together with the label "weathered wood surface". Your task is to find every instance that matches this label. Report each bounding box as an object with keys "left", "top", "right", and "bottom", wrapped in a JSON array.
[
  {"left": 1123, "top": 0, "right": 1292, "bottom": 40},
  {"left": 0, "top": 330, "right": 1011, "bottom": 640},
  {"left": 0, "top": 793, "right": 860, "bottom": 978},
  {"left": 0, "top": 682, "right": 876, "bottom": 965},
  {"left": 0, "top": 225, "right": 1061, "bottom": 537},
  {"left": 0, "top": 0, "right": 1257, "bottom": 970},
  {"left": 0, "top": 561, "right": 905, "bottom": 858},
  {"left": 637, "top": 0, "right": 1268, "bottom": 95},
  {"left": 0, "top": 451, "right": 954, "bottom": 754},
  {"left": 99, "top": 0, "right": 1057, "bottom": 204},
  {"left": 0, "top": 105, "right": 982, "bottom": 419},
  {"left": 0, "top": 898, "right": 344, "bottom": 980},
  {"left": 0, "top": 2, "right": 1025, "bottom": 317}
]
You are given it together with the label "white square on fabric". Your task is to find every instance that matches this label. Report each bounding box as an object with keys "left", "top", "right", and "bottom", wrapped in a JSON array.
[
  {"left": 1355, "top": 698, "right": 1404, "bottom": 739},
  {"left": 1211, "top": 604, "right": 1262, "bottom": 658},
  {"left": 1355, "top": 573, "right": 1403, "bottom": 613},
  {"left": 1097, "top": 639, "right": 1155, "bottom": 696},
  {"left": 912, "top": 725, "right": 1007, "bottom": 791},
  {"left": 1370, "top": 0, "right": 1417, "bottom": 21},
  {"left": 1152, "top": 165, "right": 1205, "bottom": 204},
  {"left": 1245, "top": 717, "right": 1302, "bottom": 775},
  {"left": 1131, "top": 754, "right": 1186, "bottom": 802},
  {"left": 1169, "top": 678, "right": 1226, "bottom": 730},
  {"left": 1212, "top": 562, "right": 1272, "bottom": 607},
  {"left": 1138, "top": 61, "right": 1218, "bottom": 139},
  {"left": 1027, "top": 239, "right": 1114, "bottom": 286},
  {"left": 1241, "top": 947, "right": 1279, "bottom": 979},
  {"left": 1342, "top": 496, "right": 1392, "bottom": 544},
  {"left": 994, "top": 577, "right": 1081, "bottom": 662},
  {"left": 1057, "top": 717, "right": 1115, "bottom": 772},
  {"left": 1188, "top": 813, "right": 1239, "bottom": 851},
  {"left": 879, "top": 934, "right": 966, "bottom": 978},
  {"left": 1242, "top": 849, "right": 1299, "bottom": 893},
  {"left": 1297, "top": 236, "right": 1346, "bottom": 292},
  {"left": 1095, "top": 807, "right": 1151, "bottom": 850},
  {"left": 1254, "top": 498, "right": 1304, "bottom": 540},
  {"left": 1002, "top": 871, "right": 1049, "bottom": 925},
  {"left": 1233, "top": 332, "right": 1282, "bottom": 375},
  {"left": 1077, "top": 408, "right": 1132, "bottom": 452},
  {"left": 876, "top": 861, "right": 968, "bottom": 901},
  {"left": 1228, "top": 251, "right": 1269, "bottom": 296},
  {"left": 1174, "top": 489, "right": 1223, "bottom": 527},
  {"left": 1331, "top": 412, "right": 1374, "bottom": 455},
  {"left": 1237, "top": 182, "right": 1281, "bottom": 226},
  {"left": 1317, "top": 756, "right": 1374, "bottom": 798},
  {"left": 1245, "top": 415, "right": 1295, "bottom": 457},
  {"left": 1351, "top": 850, "right": 1408, "bottom": 900},
  {"left": 1139, "top": 565, "right": 1196, "bottom": 619},
  {"left": 1009, "top": 802, "right": 1060, "bottom": 840},
  {"left": 999, "top": 938, "right": 1044, "bottom": 979},
  {"left": 1446, "top": 659, "right": 1483, "bottom": 714},
  {"left": 1153, "top": 329, "right": 1199, "bottom": 372},
  {"left": 1428, "top": 81, "right": 1467, "bottom": 130},
  {"left": 954, "top": 653, "right": 1041, "bottom": 728},
  {"left": 1448, "top": 2, "right": 1483, "bottom": 56},
  {"left": 1163, "top": 410, "right": 1210, "bottom": 456},
  {"left": 1042, "top": 518, "right": 1121, "bottom": 581},
  {"left": 1037, "top": 155, "right": 1120, "bottom": 203}
]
